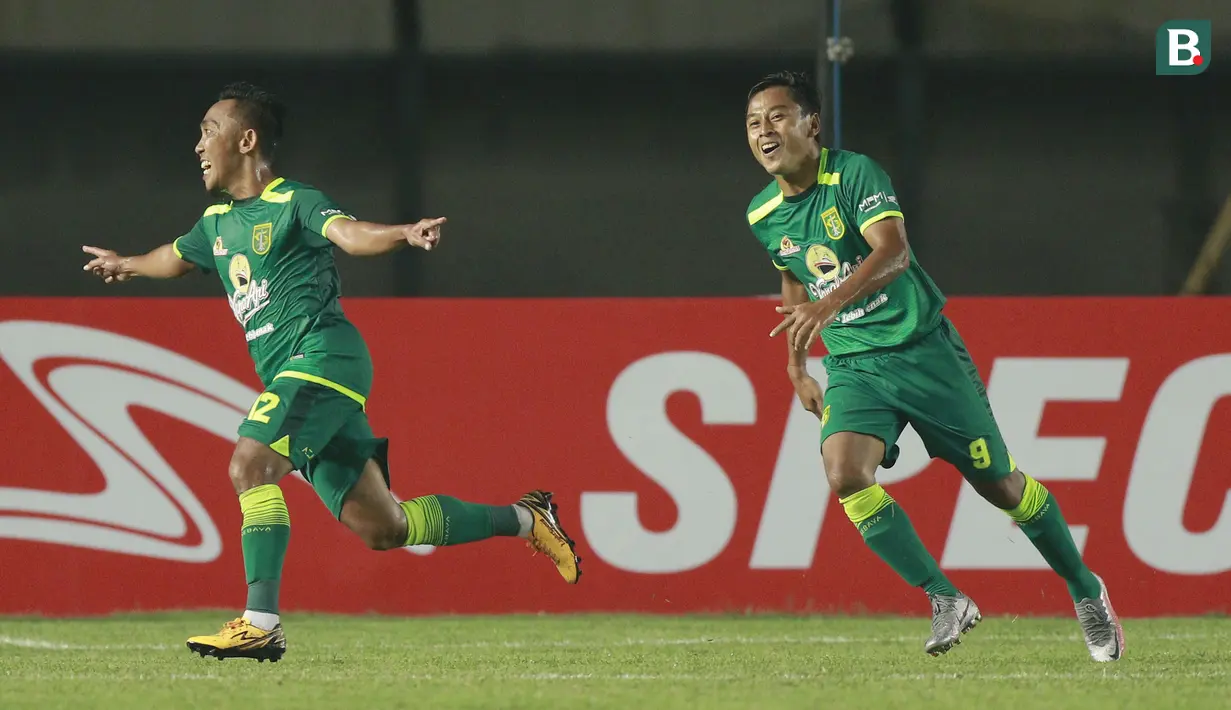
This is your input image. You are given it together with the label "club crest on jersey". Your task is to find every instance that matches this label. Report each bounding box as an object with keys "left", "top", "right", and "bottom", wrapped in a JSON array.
[
  {"left": 777, "top": 236, "right": 801, "bottom": 257},
  {"left": 805, "top": 244, "right": 840, "bottom": 282},
  {"left": 252, "top": 222, "right": 273, "bottom": 256},
  {"left": 212, "top": 236, "right": 228, "bottom": 256},
  {"left": 820, "top": 207, "right": 846, "bottom": 241}
]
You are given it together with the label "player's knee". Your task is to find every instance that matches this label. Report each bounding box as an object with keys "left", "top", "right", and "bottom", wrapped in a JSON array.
[
  {"left": 359, "top": 519, "right": 406, "bottom": 551},
  {"left": 971, "top": 469, "right": 1025, "bottom": 510},
  {"left": 228, "top": 438, "right": 291, "bottom": 495},
  {"left": 822, "top": 456, "right": 877, "bottom": 498},
  {"left": 350, "top": 504, "right": 407, "bottom": 551}
]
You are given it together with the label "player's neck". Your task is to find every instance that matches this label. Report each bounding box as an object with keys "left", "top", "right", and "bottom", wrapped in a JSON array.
[
  {"left": 224, "top": 163, "right": 278, "bottom": 201},
  {"left": 775, "top": 156, "right": 820, "bottom": 197}
]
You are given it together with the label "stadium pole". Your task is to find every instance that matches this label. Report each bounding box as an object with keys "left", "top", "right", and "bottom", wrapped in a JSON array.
[
  {"left": 822, "top": 1, "right": 854, "bottom": 151},
  {"left": 393, "top": 0, "right": 424, "bottom": 296},
  {"left": 831, "top": 0, "right": 843, "bottom": 150}
]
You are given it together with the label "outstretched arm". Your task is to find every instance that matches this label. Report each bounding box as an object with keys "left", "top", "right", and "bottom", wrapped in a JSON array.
[
  {"left": 82, "top": 243, "right": 194, "bottom": 283},
  {"left": 325, "top": 217, "right": 446, "bottom": 256}
]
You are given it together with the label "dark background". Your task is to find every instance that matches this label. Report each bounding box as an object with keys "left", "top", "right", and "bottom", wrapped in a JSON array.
[{"left": 3, "top": 0, "right": 1228, "bottom": 297}]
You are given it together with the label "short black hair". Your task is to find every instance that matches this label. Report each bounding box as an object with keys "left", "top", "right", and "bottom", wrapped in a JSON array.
[
  {"left": 218, "top": 81, "right": 287, "bottom": 160},
  {"left": 746, "top": 71, "right": 823, "bottom": 120}
]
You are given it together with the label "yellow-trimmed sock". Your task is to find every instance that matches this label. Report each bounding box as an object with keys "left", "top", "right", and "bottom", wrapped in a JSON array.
[
  {"left": 400, "top": 495, "right": 521, "bottom": 546},
  {"left": 239, "top": 484, "right": 290, "bottom": 614},
  {"left": 1007, "top": 474, "right": 1101, "bottom": 602},
  {"left": 840, "top": 484, "right": 957, "bottom": 597}
]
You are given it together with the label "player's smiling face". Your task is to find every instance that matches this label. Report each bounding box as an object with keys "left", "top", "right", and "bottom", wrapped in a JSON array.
[
  {"left": 195, "top": 100, "right": 246, "bottom": 197},
  {"left": 746, "top": 87, "right": 820, "bottom": 176}
]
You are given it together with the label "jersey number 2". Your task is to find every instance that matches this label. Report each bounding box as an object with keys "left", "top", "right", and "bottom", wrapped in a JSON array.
[{"left": 247, "top": 393, "right": 281, "bottom": 424}]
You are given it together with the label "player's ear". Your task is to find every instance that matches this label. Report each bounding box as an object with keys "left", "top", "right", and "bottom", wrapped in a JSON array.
[
  {"left": 808, "top": 113, "right": 821, "bottom": 141},
  {"left": 239, "top": 128, "right": 258, "bottom": 156}
]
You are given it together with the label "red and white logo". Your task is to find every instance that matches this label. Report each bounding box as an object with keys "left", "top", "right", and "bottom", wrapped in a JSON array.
[{"left": 0, "top": 297, "right": 1228, "bottom": 617}]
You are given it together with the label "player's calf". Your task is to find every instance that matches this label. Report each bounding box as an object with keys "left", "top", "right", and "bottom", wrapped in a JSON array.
[
  {"left": 972, "top": 466, "right": 1122, "bottom": 660},
  {"left": 823, "top": 433, "right": 973, "bottom": 653},
  {"left": 337, "top": 464, "right": 581, "bottom": 583},
  {"left": 980, "top": 469, "right": 1103, "bottom": 602},
  {"left": 187, "top": 438, "right": 296, "bottom": 661}
]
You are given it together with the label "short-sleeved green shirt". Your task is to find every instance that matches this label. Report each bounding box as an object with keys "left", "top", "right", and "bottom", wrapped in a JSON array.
[
  {"left": 174, "top": 177, "right": 372, "bottom": 401},
  {"left": 746, "top": 148, "right": 946, "bottom": 356}
]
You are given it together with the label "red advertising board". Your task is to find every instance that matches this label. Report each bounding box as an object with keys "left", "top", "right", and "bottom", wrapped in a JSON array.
[{"left": 0, "top": 297, "right": 1228, "bottom": 618}]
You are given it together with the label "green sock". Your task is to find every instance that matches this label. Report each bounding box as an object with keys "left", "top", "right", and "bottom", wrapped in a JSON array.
[
  {"left": 1008, "top": 474, "right": 1101, "bottom": 602},
  {"left": 239, "top": 484, "right": 291, "bottom": 614},
  {"left": 840, "top": 484, "right": 959, "bottom": 597},
  {"left": 400, "top": 495, "right": 521, "bottom": 546}
]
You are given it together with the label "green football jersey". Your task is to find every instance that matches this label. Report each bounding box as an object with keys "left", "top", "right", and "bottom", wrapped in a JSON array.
[
  {"left": 173, "top": 177, "right": 373, "bottom": 399},
  {"left": 747, "top": 148, "right": 946, "bottom": 356}
]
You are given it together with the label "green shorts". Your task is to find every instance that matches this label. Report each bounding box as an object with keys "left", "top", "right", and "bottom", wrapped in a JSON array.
[
  {"left": 820, "top": 317, "right": 1015, "bottom": 482},
  {"left": 236, "top": 372, "right": 389, "bottom": 519}
]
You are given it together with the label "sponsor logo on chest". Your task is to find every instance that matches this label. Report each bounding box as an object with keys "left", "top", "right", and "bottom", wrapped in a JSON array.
[
  {"left": 226, "top": 253, "right": 271, "bottom": 327},
  {"left": 777, "top": 236, "right": 801, "bottom": 257}
]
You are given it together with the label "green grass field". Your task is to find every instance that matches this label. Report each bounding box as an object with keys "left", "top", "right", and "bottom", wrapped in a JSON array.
[{"left": 1, "top": 613, "right": 1227, "bottom": 709}]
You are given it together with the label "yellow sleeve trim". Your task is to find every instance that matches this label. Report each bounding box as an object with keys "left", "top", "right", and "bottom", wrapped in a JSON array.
[
  {"left": 273, "top": 370, "right": 367, "bottom": 409},
  {"left": 172, "top": 237, "right": 185, "bottom": 260},
  {"left": 773, "top": 261, "right": 790, "bottom": 271},
  {"left": 859, "top": 210, "right": 904, "bottom": 234},
  {"left": 320, "top": 213, "right": 356, "bottom": 237},
  {"left": 747, "top": 192, "right": 784, "bottom": 225}
]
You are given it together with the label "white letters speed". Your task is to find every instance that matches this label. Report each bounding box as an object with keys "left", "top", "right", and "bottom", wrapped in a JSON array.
[{"left": 587, "top": 351, "right": 1231, "bottom": 576}]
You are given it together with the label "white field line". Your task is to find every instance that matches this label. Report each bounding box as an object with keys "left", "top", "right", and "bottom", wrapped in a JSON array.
[
  {"left": 883, "top": 671, "right": 1229, "bottom": 681},
  {"left": 347, "top": 631, "right": 1212, "bottom": 651},
  {"left": 0, "top": 636, "right": 170, "bottom": 651},
  {"left": 2, "top": 670, "right": 1226, "bottom": 683},
  {"left": 0, "top": 632, "right": 1210, "bottom": 653}
]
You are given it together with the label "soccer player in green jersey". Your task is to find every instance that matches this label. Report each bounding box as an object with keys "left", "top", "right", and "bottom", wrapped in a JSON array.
[
  {"left": 82, "top": 82, "right": 581, "bottom": 662},
  {"left": 744, "top": 71, "right": 1123, "bottom": 661}
]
